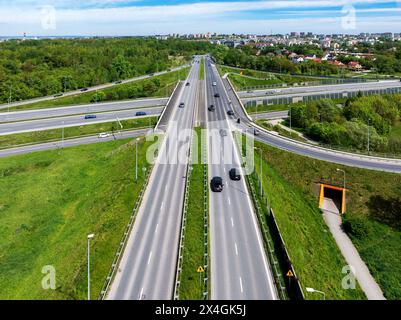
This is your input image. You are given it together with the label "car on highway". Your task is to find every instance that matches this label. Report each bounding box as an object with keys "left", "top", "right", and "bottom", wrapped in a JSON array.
[
  {"left": 136, "top": 111, "right": 147, "bottom": 116},
  {"left": 208, "top": 105, "right": 215, "bottom": 112},
  {"left": 254, "top": 129, "right": 260, "bottom": 136},
  {"left": 214, "top": 93, "right": 220, "bottom": 98},
  {"left": 210, "top": 177, "right": 223, "bottom": 192},
  {"left": 212, "top": 82, "right": 217, "bottom": 86},
  {"left": 54, "top": 93, "right": 63, "bottom": 97},
  {"left": 85, "top": 114, "right": 97, "bottom": 119},
  {"left": 98, "top": 132, "right": 111, "bottom": 139},
  {"left": 186, "top": 82, "right": 190, "bottom": 86},
  {"left": 115, "top": 81, "right": 123, "bottom": 84},
  {"left": 219, "top": 129, "right": 227, "bottom": 137},
  {"left": 229, "top": 168, "right": 241, "bottom": 181},
  {"left": 227, "top": 110, "right": 234, "bottom": 116},
  {"left": 81, "top": 88, "right": 89, "bottom": 92},
  {"left": 179, "top": 102, "right": 185, "bottom": 108}
]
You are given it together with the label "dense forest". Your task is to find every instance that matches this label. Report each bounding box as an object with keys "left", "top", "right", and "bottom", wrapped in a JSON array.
[
  {"left": 289, "top": 94, "right": 401, "bottom": 154},
  {"left": 0, "top": 38, "right": 213, "bottom": 103}
]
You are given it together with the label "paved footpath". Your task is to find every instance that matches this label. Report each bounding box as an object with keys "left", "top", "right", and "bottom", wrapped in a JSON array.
[{"left": 322, "top": 198, "right": 386, "bottom": 300}]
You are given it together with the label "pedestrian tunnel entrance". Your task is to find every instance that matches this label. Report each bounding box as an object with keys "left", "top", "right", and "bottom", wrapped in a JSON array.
[{"left": 319, "top": 184, "right": 346, "bottom": 214}]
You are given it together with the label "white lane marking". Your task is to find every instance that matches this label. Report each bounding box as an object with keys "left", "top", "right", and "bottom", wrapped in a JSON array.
[
  {"left": 147, "top": 251, "right": 152, "bottom": 265},
  {"left": 228, "top": 197, "right": 231, "bottom": 205},
  {"left": 239, "top": 277, "right": 244, "bottom": 293},
  {"left": 155, "top": 223, "right": 159, "bottom": 233},
  {"left": 139, "top": 287, "right": 144, "bottom": 300},
  {"left": 161, "top": 201, "right": 164, "bottom": 210},
  {"left": 231, "top": 217, "right": 234, "bottom": 227},
  {"left": 235, "top": 242, "right": 238, "bottom": 256}
]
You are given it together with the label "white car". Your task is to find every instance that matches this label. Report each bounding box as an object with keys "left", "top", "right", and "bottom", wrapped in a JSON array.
[
  {"left": 98, "top": 132, "right": 111, "bottom": 138},
  {"left": 212, "top": 82, "right": 217, "bottom": 86}
]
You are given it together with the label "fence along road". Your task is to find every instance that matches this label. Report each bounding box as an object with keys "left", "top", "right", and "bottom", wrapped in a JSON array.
[
  {"left": 106, "top": 59, "right": 200, "bottom": 300},
  {"left": 205, "top": 57, "right": 278, "bottom": 300}
]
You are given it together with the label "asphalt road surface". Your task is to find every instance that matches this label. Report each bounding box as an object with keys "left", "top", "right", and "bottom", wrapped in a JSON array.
[
  {"left": 0, "top": 98, "right": 167, "bottom": 123},
  {"left": 219, "top": 70, "right": 401, "bottom": 173},
  {"left": 107, "top": 59, "right": 201, "bottom": 300},
  {"left": 0, "top": 107, "right": 163, "bottom": 135},
  {"left": 239, "top": 80, "right": 401, "bottom": 99},
  {"left": 205, "top": 58, "right": 278, "bottom": 300},
  {"left": 0, "top": 129, "right": 149, "bottom": 158},
  {"left": 0, "top": 65, "right": 188, "bottom": 110}
]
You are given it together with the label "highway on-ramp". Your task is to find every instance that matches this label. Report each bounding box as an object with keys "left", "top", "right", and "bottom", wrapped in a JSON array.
[
  {"left": 239, "top": 80, "right": 401, "bottom": 99},
  {"left": 205, "top": 58, "right": 278, "bottom": 300},
  {"left": 219, "top": 69, "right": 401, "bottom": 173},
  {"left": 106, "top": 59, "right": 200, "bottom": 300},
  {"left": 0, "top": 98, "right": 167, "bottom": 123},
  {"left": 0, "top": 107, "right": 163, "bottom": 136}
]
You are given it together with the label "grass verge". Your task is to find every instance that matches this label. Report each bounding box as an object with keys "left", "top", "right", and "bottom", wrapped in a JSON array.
[
  {"left": 10, "top": 68, "right": 190, "bottom": 112},
  {"left": 251, "top": 139, "right": 401, "bottom": 299},
  {"left": 199, "top": 58, "right": 205, "bottom": 81},
  {"left": 0, "top": 117, "right": 158, "bottom": 149},
  {"left": 179, "top": 127, "right": 208, "bottom": 300},
  {"left": 0, "top": 137, "right": 155, "bottom": 299}
]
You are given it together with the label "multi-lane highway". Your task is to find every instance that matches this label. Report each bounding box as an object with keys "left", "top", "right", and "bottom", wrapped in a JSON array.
[
  {"left": 239, "top": 79, "right": 401, "bottom": 99},
  {"left": 0, "top": 65, "right": 188, "bottom": 110},
  {"left": 0, "top": 98, "right": 167, "bottom": 123},
  {"left": 0, "top": 107, "right": 163, "bottom": 135},
  {"left": 218, "top": 69, "right": 401, "bottom": 173},
  {"left": 205, "top": 58, "right": 278, "bottom": 300},
  {"left": 0, "top": 128, "right": 149, "bottom": 158},
  {"left": 107, "top": 59, "right": 200, "bottom": 300}
]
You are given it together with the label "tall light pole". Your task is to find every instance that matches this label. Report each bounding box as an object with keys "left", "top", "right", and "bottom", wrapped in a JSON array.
[
  {"left": 136, "top": 138, "right": 140, "bottom": 182},
  {"left": 87, "top": 233, "right": 95, "bottom": 301},
  {"left": 336, "top": 168, "right": 346, "bottom": 190},
  {"left": 254, "top": 147, "right": 263, "bottom": 196},
  {"left": 306, "top": 287, "right": 326, "bottom": 300},
  {"left": 367, "top": 120, "right": 370, "bottom": 153}
]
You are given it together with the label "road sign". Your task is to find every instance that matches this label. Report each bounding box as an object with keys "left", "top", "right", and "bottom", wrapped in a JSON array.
[
  {"left": 197, "top": 266, "right": 205, "bottom": 273},
  {"left": 286, "top": 270, "right": 294, "bottom": 278}
]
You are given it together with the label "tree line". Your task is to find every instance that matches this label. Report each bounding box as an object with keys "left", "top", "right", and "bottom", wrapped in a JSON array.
[{"left": 0, "top": 38, "right": 213, "bottom": 103}]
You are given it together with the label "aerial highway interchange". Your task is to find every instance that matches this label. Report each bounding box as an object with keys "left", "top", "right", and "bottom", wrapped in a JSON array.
[{"left": 2, "top": 56, "right": 401, "bottom": 301}]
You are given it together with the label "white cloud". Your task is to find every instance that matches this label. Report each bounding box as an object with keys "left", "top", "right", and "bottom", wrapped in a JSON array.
[{"left": 0, "top": 0, "right": 398, "bottom": 35}]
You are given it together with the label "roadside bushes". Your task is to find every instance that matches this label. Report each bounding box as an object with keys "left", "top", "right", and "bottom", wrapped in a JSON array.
[{"left": 288, "top": 95, "right": 400, "bottom": 153}]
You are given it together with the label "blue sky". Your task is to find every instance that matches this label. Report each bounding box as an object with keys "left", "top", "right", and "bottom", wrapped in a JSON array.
[{"left": 1, "top": 0, "right": 401, "bottom": 36}]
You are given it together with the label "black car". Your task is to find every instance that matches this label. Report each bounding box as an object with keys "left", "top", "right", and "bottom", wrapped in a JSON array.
[
  {"left": 54, "top": 93, "right": 63, "bottom": 98},
  {"left": 214, "top": 93, "right": 220, "bottom": 98},
  {"left": 208, "top": 105, "right": 215, "bottom": 112},
  {"left": 227, "top": 110, "right": 234, "bottom": 116},
  {"left": 81, "top": 88, "right": 89, "bottom": 92},
  {"left": 179, "top": 102, "right": 185, "bottom": 108},
  {"left": 229, "top": 168, "right": 241, "bottom": 181},
  {"left": 210, "top": 177, "right": 223, "bottom": 192},
  {"left": 136, "top": 111, "right": 147, "bottom": 116},
  {"left": 115, "top": 81, "right": 123, "bottom": 84},
  {"left": 85, "top": 114, "right": 97, "bottom": 119},
  {"left": 186, "top": 82, "right": 190, "bottom": 86}
]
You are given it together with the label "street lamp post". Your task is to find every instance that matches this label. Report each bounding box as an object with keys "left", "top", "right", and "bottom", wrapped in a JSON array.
[
  {"left": 87, "top": 233, "right": 95, "bottom": 301},
  {"left": 254, "top": 147, "right": 263, "bottom": 196},
  {"left": 367, "top": 118, "right": 371, "bottom": 154},
  {"left": 136, "top": 138, "right": 140, "bottom": 182},
  {"left": 336, "top": 168, "right": 346, "bottom": 190},
  {"left": 306, "top": 287, "right": 326, "bottom": 300}
]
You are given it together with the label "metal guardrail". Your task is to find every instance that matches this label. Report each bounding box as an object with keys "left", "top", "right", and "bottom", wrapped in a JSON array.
[
  {"left": 246, "top": 168, "right": 288, "bottom": 300},
  {"left": 98, "top": 150, "right": 155, "bottom": 300},
  {"left": 202, "top": 131, "right": 209, "bottom": 300}
]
